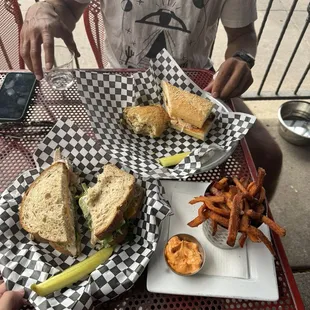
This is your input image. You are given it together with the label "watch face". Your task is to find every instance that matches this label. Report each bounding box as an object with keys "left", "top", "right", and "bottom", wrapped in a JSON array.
[
  {"left": 234, "top": 51, "right": 255, "bottom": 68},
  {"left": 246, "top": 52, "right": 255, "bottom": 61}
]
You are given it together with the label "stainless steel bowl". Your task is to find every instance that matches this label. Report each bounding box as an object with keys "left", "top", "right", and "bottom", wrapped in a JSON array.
[
  {"left": 164, "top": 233, "right": 205, "bottom": 276},
  {"left": 278, "top": 100, "right": 310, "bottom": 146}
]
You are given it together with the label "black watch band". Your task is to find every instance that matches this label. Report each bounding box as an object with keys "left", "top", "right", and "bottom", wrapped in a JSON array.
[{"left": 232, "top": 50, "right": 255, "bottom": 69}]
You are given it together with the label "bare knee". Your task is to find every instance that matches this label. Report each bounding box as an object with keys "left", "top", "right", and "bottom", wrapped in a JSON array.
[
  {"left": 267, "top": 142, "right": 283, "bottom": 172},
  {"left": 254, "top": 143, "right": 282, "bottom": 178},
  {"left": 247, "top": 135, "right": 282, "bottom": 169}
]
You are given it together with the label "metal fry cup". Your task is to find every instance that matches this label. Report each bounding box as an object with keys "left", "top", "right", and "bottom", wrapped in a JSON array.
[{"left": 202, "top": 219, "right": 242, "bottom": 249}]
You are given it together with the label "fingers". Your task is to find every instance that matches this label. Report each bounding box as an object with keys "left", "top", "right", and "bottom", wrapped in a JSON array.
[
  {"left": 21, "top": 36, "right": 44, "bottom": 80},
  {"left": 211, "top": 62, "right": 233, "bottom": 98},
  {"left": 20, "top": 20, "right": 44, "bottom": 79},
  {"left": 20, "top": 29, "right": 33, "bottom": 72},
  {"left": 204, "top": 80, "right": 214, "bottom": 92},
  {"left": 229, "top": 72, "right": 253, "bottom": 98},
  {"left": 0, "top": 290, "right": 25, "bottom": 310},
  {"left": 211, "top": 58, "right": 253, "bottom": 100},
  {"left": 220, "top": 62, "right": 251, "bottom": 98},
  {"left": 42, "top": 31, "right": 54, "bottom": 71},
  {"left": 30, "top": 37, "right": 43, "bottom": 80},
  {"left": 219, "top": 62, "right": 247, "bottom": 99}
]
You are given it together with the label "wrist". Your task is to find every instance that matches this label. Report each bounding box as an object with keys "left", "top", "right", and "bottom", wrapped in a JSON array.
[
  {"left": 234, "top": 56, "right": 250, "bottom": 68},
  {"left": 232, "top": 50, "right": 255, "bottom": 69}
]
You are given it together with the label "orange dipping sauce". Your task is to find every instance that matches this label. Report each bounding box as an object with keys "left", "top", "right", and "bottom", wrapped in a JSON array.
[{"left": 164, "top": 236, "right": 203, "bottom": 275}]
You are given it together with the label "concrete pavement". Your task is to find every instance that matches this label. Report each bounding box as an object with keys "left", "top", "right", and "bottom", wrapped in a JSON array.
[{"left": 294, "top": 272, "right": 310, "bottom": 308}]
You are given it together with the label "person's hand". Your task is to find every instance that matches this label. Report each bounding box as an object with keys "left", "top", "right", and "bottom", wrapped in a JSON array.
[
  {"left": 205, "top": 57, "right": 253, "bottom": 99},
  {"left": 0, "top": 281, "right": 28, "bottom": 310},
  {"left": 20, "top": 1, "right": 80, "bottom": 80}
]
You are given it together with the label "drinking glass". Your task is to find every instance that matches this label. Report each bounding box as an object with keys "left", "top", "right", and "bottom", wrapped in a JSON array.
[{"left": 43, "top": 45, "right": 75, "bottom": 91}]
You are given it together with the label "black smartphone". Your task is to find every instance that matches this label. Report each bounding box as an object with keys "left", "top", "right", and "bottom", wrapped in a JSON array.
[{"left": 0, "top": 72, "right": 37, "bottom": 122}]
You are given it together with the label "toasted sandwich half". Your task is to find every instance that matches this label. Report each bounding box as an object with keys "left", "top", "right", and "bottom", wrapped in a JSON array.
[
  {"left": 162, "top": 80, "right": 215, "bottom": 141},
  {"left": 19, "top": 151, "right": 81, "bottom": 257},
  {"left": 78, "top": 164, "right": 144, "bottom": 248},
  {"left": 123, "top": 105, "right": 170, "bottom": 138}
]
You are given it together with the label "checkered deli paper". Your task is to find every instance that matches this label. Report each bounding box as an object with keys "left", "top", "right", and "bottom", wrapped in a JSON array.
[
  {"left": 75, "top": 49, "right": 256, "bottom": 179},
  {"left": 0, "top": 117, "right": 171, "bottom": 310}
]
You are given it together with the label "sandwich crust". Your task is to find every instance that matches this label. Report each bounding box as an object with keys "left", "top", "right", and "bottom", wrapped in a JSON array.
[
  {"left": 95, "top": 210, "right": 125, "bottom": 241},
  {"left": 162, "top": 80, "right": 213, "bottom": 129},
  {"left": 123, "top": 105, "right": 170, "bottom": 138},
  {"left": 124, "top": 184, "right": 144, "bottom": 220},
  {"left": 19, "top": 161, "right": 80, "bottom": 256},
  {"left": 19, "top": 162, "right": 73, "bottom": 244},
  {"left": 86, "top": 164, "right": 136, "bottom": 243},
  {"left": 49, "top": 240, "right": 80, "bottom": 257},
  {"left": 84, "top": 165, "right": 144, "bottom": 246}
]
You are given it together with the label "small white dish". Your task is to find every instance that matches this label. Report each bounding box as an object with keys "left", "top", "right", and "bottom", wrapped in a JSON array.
[{"left": 164, "top": 233, "right": 206, "bottom": 276}]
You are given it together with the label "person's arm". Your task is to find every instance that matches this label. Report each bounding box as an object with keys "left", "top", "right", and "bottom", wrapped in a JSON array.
[
  {"left": 205, "top": 0, "right": 257, "bottom": 99},
  {"left": 20, "top": 0, "right": 89, "bottom": 80},
  {"left": 225, "top": 23, "right": 257, "bottom": 59},
  {"left": 206, "top": 23, "right": 257, "bottom": 99}
]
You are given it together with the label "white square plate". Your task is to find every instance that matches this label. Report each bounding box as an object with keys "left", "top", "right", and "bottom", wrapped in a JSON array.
[{"left": 147, "top": 181, "right": 279, "bottom": 301}]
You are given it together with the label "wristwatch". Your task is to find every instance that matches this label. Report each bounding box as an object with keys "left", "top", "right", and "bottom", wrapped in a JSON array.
[{"left": 232, "top": 50, "right": 255, "bottom": 69}]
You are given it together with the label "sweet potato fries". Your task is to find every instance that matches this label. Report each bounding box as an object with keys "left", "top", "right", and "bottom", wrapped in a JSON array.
[{"left": 187, "top": 168, "right": 286, "bottom": 256}]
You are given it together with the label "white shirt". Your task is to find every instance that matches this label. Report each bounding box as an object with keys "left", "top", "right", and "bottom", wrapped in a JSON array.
[{"left": 76, "top": 0, "right": 257, "bottom": 69}]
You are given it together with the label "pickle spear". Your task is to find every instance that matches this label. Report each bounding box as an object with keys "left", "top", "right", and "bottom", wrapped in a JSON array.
[
  {"left": 158, "top": 152, "right": 191, "bottom": 167},
  {"left": 31, "top": 247, "right": 113, "bottom": 297}
]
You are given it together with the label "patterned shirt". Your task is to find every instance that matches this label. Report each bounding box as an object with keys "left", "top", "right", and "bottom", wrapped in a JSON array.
[{"left": 76, "top": 0, "right": 257, "bottom": 68}]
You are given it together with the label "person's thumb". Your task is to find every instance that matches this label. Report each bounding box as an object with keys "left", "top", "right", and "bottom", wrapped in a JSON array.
[
  {"left": 0, "top": 290, "right": 25, "bottom": 310},
  {"left": 60, "top": 24, "right": 81, "bottom": 57}
]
